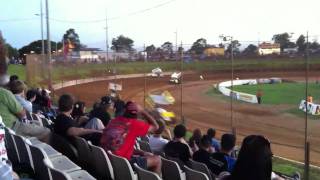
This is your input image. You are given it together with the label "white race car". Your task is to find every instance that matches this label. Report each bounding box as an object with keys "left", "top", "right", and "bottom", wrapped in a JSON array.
[
  {"left": 169, "top": 72, "right": 181, "bottom": 84},
  {"left": 147, "top": 67, "right": 164, "bottom": 77}
]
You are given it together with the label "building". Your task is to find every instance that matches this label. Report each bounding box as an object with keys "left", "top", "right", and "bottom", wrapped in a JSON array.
[
  {"left": 283, "top": 47, "right": 298, "bottom": 54},
  {"left": 203, "top": 47, "right": 225, "bottom": 57},
  {"left": 258, "top": 42, "right": 281, "bottom": 55}
]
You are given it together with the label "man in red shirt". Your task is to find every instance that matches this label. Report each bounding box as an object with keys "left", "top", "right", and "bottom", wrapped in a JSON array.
[{"left": 101, "top": 101, "right": 161, "bottom": 174}]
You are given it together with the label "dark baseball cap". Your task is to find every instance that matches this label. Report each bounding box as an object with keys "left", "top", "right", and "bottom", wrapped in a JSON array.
[{"left": 101, "top": 96, "right": 112, "bottom": 105}]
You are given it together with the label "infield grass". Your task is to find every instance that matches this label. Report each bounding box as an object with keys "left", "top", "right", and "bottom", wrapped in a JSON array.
[{"left": 233, "top": 83, "right": 320, "bottom": 105}]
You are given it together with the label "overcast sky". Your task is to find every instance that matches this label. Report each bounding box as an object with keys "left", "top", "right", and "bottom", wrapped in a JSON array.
[{"left": 1, "top": 0, "right": 319, "bottom": 50}]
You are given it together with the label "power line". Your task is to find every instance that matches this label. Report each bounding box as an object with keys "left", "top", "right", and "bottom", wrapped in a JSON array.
[
  {"left": 49, "top": 0, "right": 176, "bottom": 24},
  {"left": 0, "top": 18, "right": 37, "bottom": 22}
]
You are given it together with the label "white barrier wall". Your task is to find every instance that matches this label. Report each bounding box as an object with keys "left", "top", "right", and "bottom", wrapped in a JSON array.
[{"left": 218, "top": 79, "right": 258, "bottom": 104}]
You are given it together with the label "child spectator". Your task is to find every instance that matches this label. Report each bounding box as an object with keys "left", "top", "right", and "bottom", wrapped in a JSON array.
[
  {"left": 9, "top": 80, "right": 32, "bottom": 113},
  {"left": 189, "top": 128, "right": 202, "bottom": 152},
  {"left": 89, "top": 96, "right": 112, "bottom": 126},
  {"left": 207, "top": 128, "right": 220, "bottom": 152},
  {"left": 149, "top": 119, "right": 170, "bottom": 153}
]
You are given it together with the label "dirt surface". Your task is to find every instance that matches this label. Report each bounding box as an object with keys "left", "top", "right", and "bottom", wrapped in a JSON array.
[{"left": 55, "top": 70, "right": 320, "bottom": 166}]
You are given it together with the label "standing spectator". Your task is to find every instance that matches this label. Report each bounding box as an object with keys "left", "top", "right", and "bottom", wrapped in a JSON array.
[
  {"left": 149, "top": 119, "right": 170, "bottom": 153},
  {"left": 100, "top": 101, "right": 161, "bottom": 174},
  {"left": 209, "top": 134, "right": 236, "bottom": 175},
  {"left": 207, "top": 128, "right": 220, "bottom": 152},
  {"left": 9, "top": 80, "right": 32, "bottom": 113},
  {"left": 53, "top": 94, "right": 102, "bottom": 145},
  {"left": 164, "top": 124, "right": 192, "bottom": 164},
  {"left": 189, "top": 128, "right": 202, "bottom": 152},
  {"left": 256, "top": 89, "right": 263, "bottom": 104}
]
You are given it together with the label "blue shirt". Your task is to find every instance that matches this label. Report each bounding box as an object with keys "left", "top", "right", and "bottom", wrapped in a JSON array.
[
  {"left": 211, "top": 138, "right": 220, "bottom": 152},
  {"left": 15, "top": 94, "right": 33, "bottom": 113}
]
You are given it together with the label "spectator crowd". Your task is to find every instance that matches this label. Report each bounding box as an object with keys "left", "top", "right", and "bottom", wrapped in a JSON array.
[{"left": 0, "top": 59, "right": 301, "bottom": 180}]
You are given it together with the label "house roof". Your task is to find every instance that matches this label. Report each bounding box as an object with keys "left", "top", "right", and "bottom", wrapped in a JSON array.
[{"left": 259, "top": 42, "right": 280, "bottom": 49}]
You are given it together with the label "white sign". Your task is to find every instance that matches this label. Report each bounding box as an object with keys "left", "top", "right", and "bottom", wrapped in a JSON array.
[
  {"left": 299, "top": 100, "right": 320, "bottom": 115},
  {"left": 108, "top": 82, "right": 122, "bottom": 91}
]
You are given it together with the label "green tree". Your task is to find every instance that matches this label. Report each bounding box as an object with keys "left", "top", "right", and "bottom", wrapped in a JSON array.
[
  {"left": 5, "top": 43, "right": 19, "bottom": 58},
  {"left": 310, "top": 41, "right": 320, "bottom": 50},
  {"left": 111, "top": 35, "right": 134, "bottom": 52},
  {"left": 272, "top": 32, "right": 296, "bottom": 51},
  {"left": 161, "top": 41, "right": 173, "bottom": 54},
  {"left": 226, "top": 40, "right": 241, "bottom": 54},
  {"left": 190, "top": 38, "right": 208, "bottom": 55},
  {"left": 296, "top": 35, "right": 306, "bottom": 53},
  {"left": 62, "top": 28, "right": 81, "bottom": 51},
  {"left": 0, "top": 31, "right": 6, "bottom": 63},
  {"left": 242, "top": 44, "right": 258, "bottom": 55},
  {"left": 18, "top": 40, "right": 62, "bottom": 57}
]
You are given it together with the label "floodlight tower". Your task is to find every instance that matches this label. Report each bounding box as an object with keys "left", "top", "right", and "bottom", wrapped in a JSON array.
[{"left": 219, "top": 34, "right": 235, "bottom": 136}]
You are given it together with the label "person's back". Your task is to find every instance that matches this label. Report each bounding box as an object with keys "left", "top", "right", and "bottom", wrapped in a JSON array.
[
  {"left": 210, "top": 134, "right": 236, "bottom": 175},
  {"left": 0, "top": 87, "right": 23, "bottom": 126},
  {"left": 164, "top": 124, "right": 191, "bottom": 163},
  {"left": 207, "top": 128, "right": 220, "bottom": 152},
  {"left": 149, "top": 119, "right": 168, "bottom": 153}
]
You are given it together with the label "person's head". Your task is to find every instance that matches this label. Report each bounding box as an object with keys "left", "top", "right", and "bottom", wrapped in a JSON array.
[
  {"left": 26, "top": 89, "right": 37, "bottom": 102},
  {"left": 173, "top": 124, "right": 186, "bottom": 139},
  {"left": 221, "top": 133, "right": 236, "bottom": 153},
  {"left": 154, "top": 119, "right": 165, "bottom": 135},
  {"left": 9, "top": 75, "right": 18, "bottom": 83},
  {"left": 100, "top": 96, "right": 112, "bottom": 110},
  {"left": 9, "top": 80, "right": 27, "bottom": 95},
  {"left": 123, "top": 101, "right": 138, "bottom": 119},
  {"left": 58, "top": 94, "right": 74, "bottom": 113},
  {"left": 192, "top": 128, "right": 202, "bottom": 140},
  {"left": 71, "top": 101, "right": 86, "bottom": 117},
  {"left": 207, "top": 128, "right": 216, "bottom": 138},
  {"left": 231, "top": 135, "right": 272, "bottom": 180},
  {"left": 200, "top": 135, "right": 212, "bottom": 151}
]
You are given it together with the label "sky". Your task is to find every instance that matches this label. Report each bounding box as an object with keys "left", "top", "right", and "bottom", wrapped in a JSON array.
[{"left": 1, "top": 0, "right": 320, "bottom": 50}]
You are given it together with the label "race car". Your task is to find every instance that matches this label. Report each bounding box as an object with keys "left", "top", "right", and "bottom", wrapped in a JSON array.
[
  {"left": 169, "top": 72, "right": 181, "bottom": 84},
  {"left": 147, "top": 67, "right": 164, "bottom": 77}
]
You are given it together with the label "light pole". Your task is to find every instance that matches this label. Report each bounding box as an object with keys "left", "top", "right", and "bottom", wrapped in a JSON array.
[
  {"left": 35, "top": 0, "right": 44, "bottom": 55},
  {"left": 45, "top": 0, "right": 52, "bottom": 91},
  {"left": 220, "top": 34, "right": 235, "bottom": 136}
]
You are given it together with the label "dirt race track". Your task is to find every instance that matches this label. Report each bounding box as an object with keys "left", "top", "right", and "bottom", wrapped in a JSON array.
[{"left": 55, "top": 70, "right": 320, "bottom": 166}]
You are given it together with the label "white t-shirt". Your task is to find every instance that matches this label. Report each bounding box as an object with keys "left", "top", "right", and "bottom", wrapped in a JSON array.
[{"left": 149, "top": 135, "right": 169, "bottom": 153}]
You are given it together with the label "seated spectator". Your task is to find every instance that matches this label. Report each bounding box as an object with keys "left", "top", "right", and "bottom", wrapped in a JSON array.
[
  {"left": 113, "top": 94, "right": 126, "bottom": 117},
  {"left": 164, "top": 124, "right": 192, "bottom": 164},
  {"left": 40, "top": 89, "right": 52, "bottom": 109},
  {"left": 53, "top": 94, "right": 102, "bottom": 145},
  {"left": 72, "top": 101, "right": 105, "bottom": 130},
  {"left": 89, "top": 96, "right": 112, "bottom": 126},
  {"left": 100, "top": 101, "right": 161, "bottom": 175},
  {"left": 189, "top": 128, "right": 202, "bottom": 152},
  {"left": 71, "top": 101, "right": 88, "bottom": 125},
  {"left": 207, "top": 128, "right": 220, "bottom": 152},
  {"left": 149, "top": 119, "right": 170, "bottom": 153},
  {"left": 0, "top": 62, "right": 50, "bottom": 142},
  {"left": 221, "top": 135, "right": 272, "bottom": 180},
  {"left": 26, "top": 89, "right": 37, "bottom": 104},
  {"left": 209, "top": 134, "right": 236, "bottom": 175},
  {"left": 9, "top": 80, "right": 32, "bottom": 113},
  {"left": 9, "top": 75, "right": 18, "bottom": 84}
]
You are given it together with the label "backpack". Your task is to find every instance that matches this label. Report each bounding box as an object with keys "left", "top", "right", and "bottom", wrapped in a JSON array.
[{"left": 101, "top": 118, "right": 131, "bottom": 151}]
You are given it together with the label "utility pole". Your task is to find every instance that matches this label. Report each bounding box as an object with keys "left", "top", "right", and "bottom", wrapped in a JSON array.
[
  {"left": 304, "top": 31, "right": 310, "bottom": 180},
  {"left": 105, "top": 11, "right": 109, "bottom": 63},
  {"left": 45, "top": 0, "right": 52, "bottom": 91},
  {"left": 40, "top": 0, "right": 44, "bottom": 56},
  {"left": 175, "top": 31, "right": 178, "bottom": 60},
  {"left": 180, "top": 41, "right": 184, "bottom": 124},
  {"left": 143, "top": 44, "right": 147, "bottom": 108}
]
